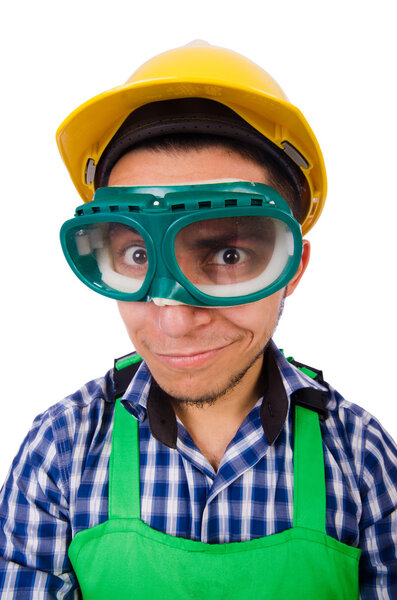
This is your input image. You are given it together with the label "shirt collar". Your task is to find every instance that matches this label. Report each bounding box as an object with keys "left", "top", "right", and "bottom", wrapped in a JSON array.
[{"left": 121, "top": 340, "right": 327, "bottom": 449}]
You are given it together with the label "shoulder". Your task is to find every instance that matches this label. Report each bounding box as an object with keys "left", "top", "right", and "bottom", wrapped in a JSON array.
[
  {"left": 30, "top": 368, "right": 116, "bottom": 440},
  {"left": 21, "top": 369, "right": 117, "bottom": 492},
  {"left": 321, "top": 378, "right": 396, "bottom": 457},
  {"left": 274, "top": 345, "right": 397, "bottom": 483},
  {"left": 275, "top": 344, "right": 393, "bottom": 442},
  {"left": 308, "top": 371, "right": 397, "bottom": 498},
  {"left": 324, "top": 382, "right": 397, "bottom": 486}
]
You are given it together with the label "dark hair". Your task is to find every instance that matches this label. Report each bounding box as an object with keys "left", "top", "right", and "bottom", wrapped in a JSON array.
[
  {"left": 126, "top": 133, "right": 303, "bottom": 223},
  {"left": 94, "top": 99, "right": 309, "bottom": 224}
]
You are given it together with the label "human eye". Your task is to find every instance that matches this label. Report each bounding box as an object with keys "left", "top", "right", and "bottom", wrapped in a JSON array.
[
  {"left": 121, "top": 245, "right": 148, "bottom": 267},
  {"left": 109, "top": 234, "right": 148, "bottom": 278},
  {"left": 210, "top": 247, "right": 249, "bottom": 266}
]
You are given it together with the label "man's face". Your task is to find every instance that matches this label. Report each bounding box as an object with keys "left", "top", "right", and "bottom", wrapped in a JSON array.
[{"left": 109, "top": 146, "right": 307, "bottom": 404}]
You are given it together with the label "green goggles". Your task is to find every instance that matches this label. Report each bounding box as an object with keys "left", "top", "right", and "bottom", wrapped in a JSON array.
[{"left": 60, "top": 182, "right": 302, "bottom": 307}]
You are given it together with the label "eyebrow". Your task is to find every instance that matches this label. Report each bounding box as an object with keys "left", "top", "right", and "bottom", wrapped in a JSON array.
[
  {"left": 183, "top": 231, "right": 266, "bottom": 251},
  {"left": 109, "top": 225, "right": 145, "bottom": 240}
]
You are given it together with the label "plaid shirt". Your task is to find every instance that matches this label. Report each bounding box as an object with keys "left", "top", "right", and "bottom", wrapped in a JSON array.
[{"left": 0, "top": 343, "right": 396, "bottom": 599}]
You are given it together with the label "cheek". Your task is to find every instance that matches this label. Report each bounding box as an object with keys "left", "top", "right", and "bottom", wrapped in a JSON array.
[
  {"left": 117, "top": 301, "right": 152, "bottom": 335},
  {"left": 218, "top": 294, "right": 284, "bottom": 339},
  {"left": 215, "top": 291, "right": 283, "bottom": 347}
]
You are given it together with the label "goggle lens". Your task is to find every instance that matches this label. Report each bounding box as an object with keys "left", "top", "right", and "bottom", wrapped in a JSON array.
[
  {"left": 174, "top": 217, "right": 294, "bottom": 298},
  {"left": 66, "top": 222, "right": 149, "bottom": 294}
]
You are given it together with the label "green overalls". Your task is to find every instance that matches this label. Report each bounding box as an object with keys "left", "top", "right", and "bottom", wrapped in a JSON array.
[{"left": 69, "top": 387, "right": 361, "bottom": 599}]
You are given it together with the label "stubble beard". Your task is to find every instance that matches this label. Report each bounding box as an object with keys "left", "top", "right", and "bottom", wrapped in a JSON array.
[
  {"left": 162, "top": 293, "right": 286, "bottom": 408},
  {"left": 169, "top": 346, "right": 267, "bottom": 408}
]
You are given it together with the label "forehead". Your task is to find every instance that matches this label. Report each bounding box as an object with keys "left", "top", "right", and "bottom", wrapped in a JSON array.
[{"left": 107, "top": 146, "right": 269, "bottom": 187}]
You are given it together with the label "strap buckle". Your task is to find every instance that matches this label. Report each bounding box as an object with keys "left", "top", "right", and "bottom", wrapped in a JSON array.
[{"left": 291, "top": 388, "right": 328, "bottom": 421}]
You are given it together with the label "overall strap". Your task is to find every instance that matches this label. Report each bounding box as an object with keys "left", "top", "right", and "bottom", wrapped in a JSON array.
[
  {"left": 109, "top": 352, "right": 143, "bottom": 520},
  {"left": 293, "top": 403, "right": 326, "bottom": 533},
  {"left": 108, "top": 350, "right": 327, "bottom": 530},
  {"left": 109, "top": 398, "right": 141, "bottom": 520},
  {"left": 108, "top": 400, "right": 327, "bottom": 529}
]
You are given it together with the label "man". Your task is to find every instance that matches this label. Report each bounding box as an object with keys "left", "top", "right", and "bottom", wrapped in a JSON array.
[{"left": 0, "top": 41, "right": 396, "bottom": 598}]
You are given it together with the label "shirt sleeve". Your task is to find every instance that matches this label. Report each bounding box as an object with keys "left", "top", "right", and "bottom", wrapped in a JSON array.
[
  {"left": 358, "top": 415, "right": 397, "bottom": 599},
  {"left": 0, "top": 409, "right": 80, "bottom": 599}
]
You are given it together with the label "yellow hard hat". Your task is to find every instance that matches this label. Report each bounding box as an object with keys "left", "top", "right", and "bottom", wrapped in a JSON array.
[{"left": 56, "top": 41, "right": 327, "bottom": 234}]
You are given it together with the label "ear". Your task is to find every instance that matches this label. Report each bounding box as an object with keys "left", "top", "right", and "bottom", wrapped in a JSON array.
[{"left": 285, "top": 239, "right": 310, "bottom": 297}]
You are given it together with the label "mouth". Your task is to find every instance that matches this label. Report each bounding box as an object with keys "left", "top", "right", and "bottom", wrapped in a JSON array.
[{"left": 153, "top": 344, "right": 232, "bottom": 369}]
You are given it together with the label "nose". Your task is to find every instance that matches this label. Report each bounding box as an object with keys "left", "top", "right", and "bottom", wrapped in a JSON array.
[{"left": 157, "top": 303, "right": 213, "bottom": 338}]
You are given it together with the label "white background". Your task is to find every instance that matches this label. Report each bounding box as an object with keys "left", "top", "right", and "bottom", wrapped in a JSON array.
[{"left": 0, "top": 0, "right": 396, "bottom": 483}]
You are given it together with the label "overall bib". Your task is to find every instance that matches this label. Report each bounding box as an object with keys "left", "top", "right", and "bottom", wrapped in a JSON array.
[{"left": 69, "top": 399, "right": 361, "bottom": 599}]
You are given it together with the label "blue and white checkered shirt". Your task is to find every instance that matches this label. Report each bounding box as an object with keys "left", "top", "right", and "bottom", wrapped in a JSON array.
[{"left": 0, "top": 344, "right": 397, "bottom": 598}]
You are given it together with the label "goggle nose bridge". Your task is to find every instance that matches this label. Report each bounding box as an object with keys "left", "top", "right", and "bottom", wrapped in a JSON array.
[
  {"left": 142, "top": 225, "right": 205, "bottom": 305},
  {"left": 146, "top": 230, "right": 181, "bottom": 289}
]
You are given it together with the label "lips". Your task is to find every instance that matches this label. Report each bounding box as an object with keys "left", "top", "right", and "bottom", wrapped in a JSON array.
[{"left": 154, "top": 344, "right": 231, "bottom": 369}]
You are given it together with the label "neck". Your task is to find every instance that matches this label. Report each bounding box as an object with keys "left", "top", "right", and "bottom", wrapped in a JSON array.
[{"left": 170, "top": 355, "right": 264, "bottom": 471}]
